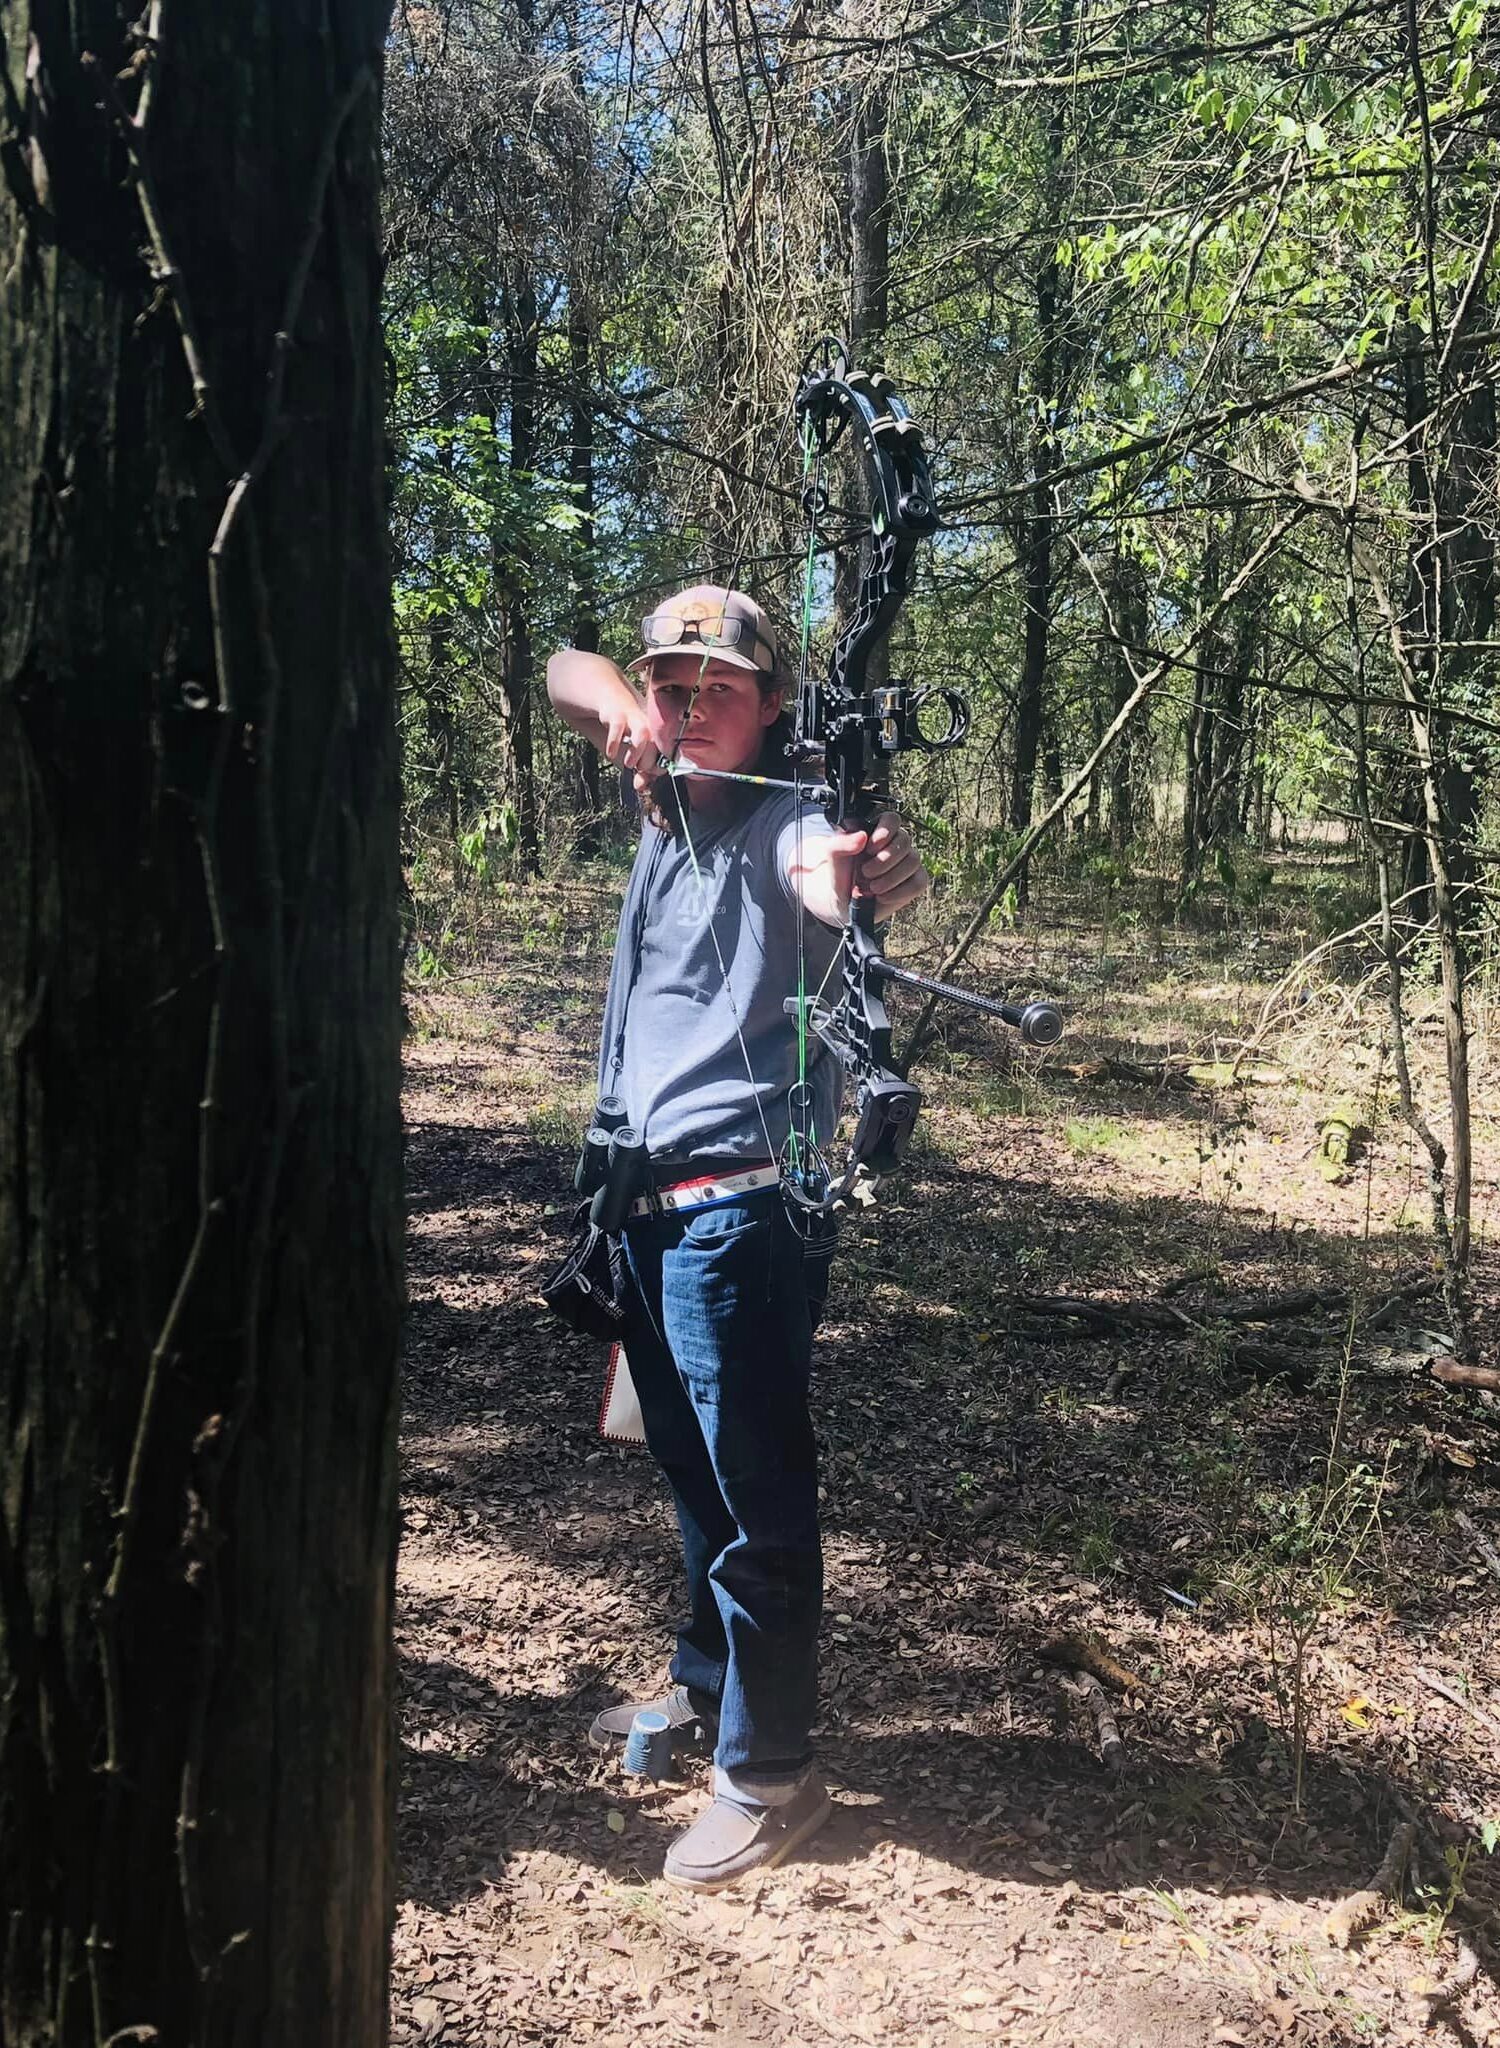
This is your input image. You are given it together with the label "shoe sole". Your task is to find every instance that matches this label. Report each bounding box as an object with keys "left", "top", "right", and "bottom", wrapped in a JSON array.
[
  {"left": 587, "top": 1722, "right": 717, "bottom": 1755},
  {"left": 662, "top": 1790, "right": 833, "bottom": 1894}
]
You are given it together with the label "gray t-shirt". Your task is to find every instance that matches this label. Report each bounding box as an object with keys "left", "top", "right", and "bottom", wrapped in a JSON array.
[{"left": 597, "top": 790, "right": 845, "bottom": 1166}]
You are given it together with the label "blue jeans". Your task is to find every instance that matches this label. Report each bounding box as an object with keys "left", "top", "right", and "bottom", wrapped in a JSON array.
[{"left": 620, "top": 1188, "right": 828, "bottom": 1787}]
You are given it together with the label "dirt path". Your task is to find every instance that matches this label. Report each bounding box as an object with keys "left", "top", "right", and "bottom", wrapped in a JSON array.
[{"left": 392, "top": 906, "right": 1500, "bottom": 2048}]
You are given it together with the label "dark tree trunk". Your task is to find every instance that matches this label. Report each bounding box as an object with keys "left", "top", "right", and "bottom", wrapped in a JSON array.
[
  {"left": 1009, "top": 0, "right": 1076, "bottom": 848},
  {"left": 1084, "top": 691, "right": 1103, "bottom": 840},
  {"left": 0, "top": 8, "right": 402, "bottom": 2045},
  {"left": 1181, "top": 667, "right": 1205, "bottom": 876},
  {"left": 501, "top": 272, "right": 540, "bottom": 872},
  {"left": 488, "top": 0, "right": 540, "bottom": 875},
  {"left": 1109, "top": 552, "right": 1146, "bottom": 851},
  {"left": 1010, "top": 495, "right": 1052, "bottom": 833},
  {"left": 1041, "top": 721, "right": 1064, "bottom": 817},
  {"left": 1180, "top": 522, "right": 1223, "bottom": 892},
  {"left": 1399, "top": 332, "right": 1437, "bottom": 907},
  {"left": 1433, "top": 300, "right": 1493, "bottom": 918},
  {"left": 837, "top": 75, "right": 893, "bottom": 691},
  {"left": 424, "top": 349, "right": 467, "bottom": 845},
  {"left": 849, "top": 86, "right": 889, "bottom": 355},
  {"left": 568, "top": 290, "right": 604, "bottom": 840},
  {"left": 1206, "top": 599, "right": 1257, "bottom": 844}
]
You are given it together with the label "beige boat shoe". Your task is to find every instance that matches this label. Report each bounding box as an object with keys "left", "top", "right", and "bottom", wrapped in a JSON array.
[{"left": 663, "top": 1775, "right": 832, "bottom": 1892}]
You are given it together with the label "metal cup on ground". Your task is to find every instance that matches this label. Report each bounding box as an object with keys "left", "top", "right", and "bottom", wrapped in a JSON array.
[{"left": 621, "top": 1708, "right": 673, "bottom": 1779}]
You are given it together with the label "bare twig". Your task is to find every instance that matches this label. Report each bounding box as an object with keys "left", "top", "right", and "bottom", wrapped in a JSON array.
[
  {"left": 1453, "top": 1510, "right": 1500, "bottom": 1584},
  {"left": 906, "top": 506, "right": 1305, "bottom": 1064},
  {"left": 948, "top": 326, "right": 1500, "bottom": 518},
  {"left": 1229, "top": 887, "right": 1429, "bottom": 1077},
  {"left": 1415, "top": 1668, "right": 1500, "bottom": 1737}
]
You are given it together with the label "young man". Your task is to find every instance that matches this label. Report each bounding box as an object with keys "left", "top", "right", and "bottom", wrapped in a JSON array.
[{"left": 545, "top": 585, "right": 928, "bottom": 1890}]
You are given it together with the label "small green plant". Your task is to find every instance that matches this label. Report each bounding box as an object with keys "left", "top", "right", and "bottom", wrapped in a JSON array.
[
  {"left": 1013, "top": 1243, "right": 1049, "bottom": 1282},
  {"left": 1187, "top": 1321, "right": 1238, "bottom": 1379},
  {"left": 1402, "top": 1830, "right": 1499, "bottom": 1953},
  {"left": 976, "top": 1077, "right": 1032, "bottom": 1119},
  {"left": 1219, "top": 1443, "right": 1393, "bottom": 1810},
  {"left": 1148, "top": 1884, "right": 1210, "bottom": 1960},
  {"left": 1174, "top": 1438, "right": 1243, "bottom": 1507},
  {"left": 457, "top": 803, "right": 518, "bottom": 887},
  {"left": 412, "top": 938, "right": 449, "bottom": 981},
  {"left": 523, "top": 1095, "right": 590, "bottom": 1153},
  {"left": 1066, "top": 1114, "right": 1136, "bottom": 1156},
  {"left": 1063, "top": 1498, "right": 1120, "bottom": 1575}
]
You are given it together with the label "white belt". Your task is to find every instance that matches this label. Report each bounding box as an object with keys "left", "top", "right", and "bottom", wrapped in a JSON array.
[{"left": 628, "top": 1162, "right": 779, "bottom": 1219}]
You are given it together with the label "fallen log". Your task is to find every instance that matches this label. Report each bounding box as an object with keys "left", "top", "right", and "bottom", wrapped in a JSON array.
[
  {"left": 1011, "top": 1278, "right": 1443, "bottom": 1357},
  {"left": 1040, "top": 1632, "right": 1145, "bottom": 1694},
  {"left": 1013, "top": 1293, "right": 1193, "bottom": 1333},
  {"left": 1227, "top": 1341, "right": 1316, "bottom": 1391},
  {"left": 1430, "top": 1357, "right": 1500, "bottom": 1393},
  {"left": 1070, "top": 1671, "right": 1126, "bottom": 1775},
  {"left": 1040, "top": 1634, "right": 1139, "bottom": 1776},
  {"left": 1361, "top": 1277, "right": 1443, "bottom": 1332},
  {"left": 1413, "top": 1938, "right": 1481, "bottom": 2022},
  {"left": 1454, "top": 1510, "right": 1500, "bottom": 1584},
  {"left": 1324, "top": 1821, "right": 1414, "bottom": 1948}
]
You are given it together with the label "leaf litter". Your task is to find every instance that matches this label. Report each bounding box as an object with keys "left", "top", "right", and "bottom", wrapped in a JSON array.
[{"left": 394, "top": 919, "right": 1500, "bottom": 2048}]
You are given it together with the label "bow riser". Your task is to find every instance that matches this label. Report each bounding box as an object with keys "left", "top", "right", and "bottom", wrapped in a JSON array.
[{"left": 783, "top": 338, "right": 1061, "bottom": 1222}]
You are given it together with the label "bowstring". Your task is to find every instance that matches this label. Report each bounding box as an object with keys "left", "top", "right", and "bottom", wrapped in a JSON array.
[
  {"left": 786, "top": 411, "right": 826, "bottom": 1193},
  {"left": 649, "top": 397, "right": 801, "bottom": 1179}
]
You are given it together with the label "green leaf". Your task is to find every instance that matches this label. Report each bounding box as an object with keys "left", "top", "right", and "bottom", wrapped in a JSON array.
[{"left": 1226, "top": 95, "right": 1255, "bottom": 135}]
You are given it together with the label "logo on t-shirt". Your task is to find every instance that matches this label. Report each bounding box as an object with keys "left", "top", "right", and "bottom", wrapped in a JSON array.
[{"left": 674, "top": 873, "right": 726, "bottom": 932}]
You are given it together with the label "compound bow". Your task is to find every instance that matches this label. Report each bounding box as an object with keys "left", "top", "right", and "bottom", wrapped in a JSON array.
[{"left": 773, "top": 337, "right": 1063, "bottom": 1222}]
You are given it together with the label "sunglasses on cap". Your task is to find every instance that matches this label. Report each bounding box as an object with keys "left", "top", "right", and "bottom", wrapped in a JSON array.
[{"left": 640, "top": 611, "right": 775, "bottom": 669}]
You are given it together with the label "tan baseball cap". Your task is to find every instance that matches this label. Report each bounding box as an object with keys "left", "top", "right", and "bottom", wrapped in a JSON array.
[{"left": 626, "top": 584, "right": 778, "bottom": 678}]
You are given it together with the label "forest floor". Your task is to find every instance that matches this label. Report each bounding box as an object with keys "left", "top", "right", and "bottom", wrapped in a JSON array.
[{"left": 392, "top": 852, "right": 1500, "bottom": 2048}]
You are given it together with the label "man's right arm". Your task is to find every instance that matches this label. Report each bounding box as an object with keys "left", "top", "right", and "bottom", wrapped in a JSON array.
[{"left": 546, "top": 650, "right": 663, "bottom": 788}]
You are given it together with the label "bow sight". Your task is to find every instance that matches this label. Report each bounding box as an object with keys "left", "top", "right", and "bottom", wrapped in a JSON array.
[{"left": 783, "top": 338, "right": 1063, "bottom": 1220}]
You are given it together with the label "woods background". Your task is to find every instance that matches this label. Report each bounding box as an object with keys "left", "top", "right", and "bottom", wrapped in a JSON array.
[
  {"left": 2, "top": 1, "right": 1497, "bottom": 2041},
  {"left": 387, "top": 0, "right": 1498, "bottom": 1311}
]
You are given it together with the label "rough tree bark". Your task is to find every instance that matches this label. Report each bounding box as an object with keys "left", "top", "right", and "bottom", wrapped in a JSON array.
[
  {"left": 1107, "top": 551, "right": 1147, "bottom": 851},
  {"left": 1008, "top": 0, "right": 1075, "bottom": 842},
  {"left": 836, "top": 70, "right": 892, "bottom": 692},
  {"left": 567, "top": 281, "right": 604, "bottom": 840},
  {"left": 0, "top": 6, "right": 402, "bottom": 2044},
  {"left": 495, "top": 272, "right": 540, "bottom": 871}
]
